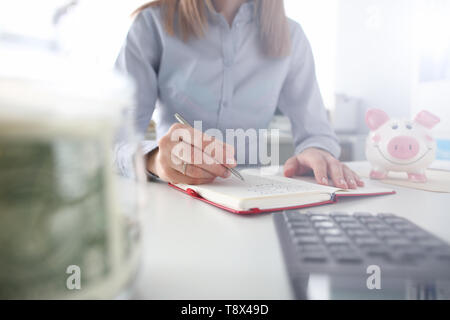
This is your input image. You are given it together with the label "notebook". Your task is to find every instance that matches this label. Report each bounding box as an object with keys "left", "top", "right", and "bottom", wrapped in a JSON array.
[{"left": 169, "top": 168, "right": 396, "bottom": 214}]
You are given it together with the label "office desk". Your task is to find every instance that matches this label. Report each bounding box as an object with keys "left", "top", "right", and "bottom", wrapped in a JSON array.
[{"left": 131, "top": 162, "right": 450, "bottom": 299}]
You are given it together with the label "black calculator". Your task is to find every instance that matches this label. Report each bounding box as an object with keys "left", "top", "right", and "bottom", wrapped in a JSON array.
[{"left": 274, "top": 211, "right": 450, "bottom": 299}]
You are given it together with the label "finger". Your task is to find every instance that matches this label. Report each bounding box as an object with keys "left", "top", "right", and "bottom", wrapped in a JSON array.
[
  {"left": 326, "top": 158, "right": 348, "bottom": 189},
  {"left": 204, "top": 138, "right": 236, "bottom": 168},
  {"left": 309, "top": 157, "right": 329, "bottom": 186},
  {"left": 353, "top": 171, "right": 365, "bottom": 187},
  {"left": 174, "top": 141, "right": 230, "bottom": 178},
  {"left": 343, "top": 166, "right": 357, "bottom": 189},
  {"left": 283, "top": 156, "right": 299, "bottom": 177},
  {"left": 168, "top": 123, "right": 236, "bottom": 167},
  {"left": 343, "top": 166, "right": 365, "bottom": 187},
  {"left": 173, "top": 160, "right": 216, "bottom": 180},
  {"left": 166, "top": 167, "right": 215, "bottom": 185}
]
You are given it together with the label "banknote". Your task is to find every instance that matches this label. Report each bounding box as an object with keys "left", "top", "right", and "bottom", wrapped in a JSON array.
[{"left": 0, "top": 138, "right": 141, "bottom": 299}]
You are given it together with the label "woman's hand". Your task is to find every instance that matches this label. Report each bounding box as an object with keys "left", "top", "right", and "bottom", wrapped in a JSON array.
[
  {"left": 146, "top": 123, "right": 237, "bottom": 185},
  {"left": 283, "top": 147, "right": 364, "bottom": 189}
]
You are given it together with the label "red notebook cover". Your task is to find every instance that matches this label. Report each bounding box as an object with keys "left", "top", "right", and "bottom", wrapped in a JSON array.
[{"left": 168, "top": 183, "right": 396, "bottom": 215}]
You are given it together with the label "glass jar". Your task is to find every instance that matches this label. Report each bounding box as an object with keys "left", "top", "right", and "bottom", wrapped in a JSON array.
[{"left": 0, "top": 44, "right": 146, "bottom": 299}]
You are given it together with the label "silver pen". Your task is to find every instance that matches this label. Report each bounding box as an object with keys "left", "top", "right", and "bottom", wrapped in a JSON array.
[{"left": 174, "top": 113, "right": 245, "bottom": 181}]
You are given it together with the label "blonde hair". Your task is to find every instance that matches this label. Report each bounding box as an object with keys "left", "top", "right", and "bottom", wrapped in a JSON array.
[{"left": 133, "top": 0, "right": 291, "bottom": 57}]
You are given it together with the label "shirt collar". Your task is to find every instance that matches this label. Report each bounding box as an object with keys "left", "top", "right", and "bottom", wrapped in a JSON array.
[{"left": 206, "top": 0, "right": 255, "bottom": 26}]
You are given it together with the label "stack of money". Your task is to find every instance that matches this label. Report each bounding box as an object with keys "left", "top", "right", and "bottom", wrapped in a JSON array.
[{"left": 0, "top": 137, "right": 142, "bottom": 299}]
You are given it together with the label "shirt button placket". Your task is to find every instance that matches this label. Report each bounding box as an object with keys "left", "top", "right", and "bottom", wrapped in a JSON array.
[{"left": 219, "top": 24, "right": 234, "bottom": 127}]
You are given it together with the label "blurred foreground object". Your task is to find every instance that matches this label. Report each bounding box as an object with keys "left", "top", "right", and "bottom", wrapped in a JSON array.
[{"left": 0, "top": 3, "right": 145, "bottom": 298}]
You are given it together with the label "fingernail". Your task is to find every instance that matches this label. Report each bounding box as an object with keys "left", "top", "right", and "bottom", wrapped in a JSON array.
[
  {"left": 349, "top": 179, "right": 357, "bottom": 189},
  {"left": 339, "top": 179, "right": 348, "bottom": 188},
  {"left": 321, "top": 177, "right": 328, "bottom": 185},
  {"left": 224, "top": 170, "right": 231, "bottom": 178}
]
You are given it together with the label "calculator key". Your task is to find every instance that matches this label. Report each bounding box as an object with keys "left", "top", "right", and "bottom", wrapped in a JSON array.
[
  {"left": 294, "top": 235, "right": 321, "bottom": 244},
  {"left": 314, "top": 221, "right": 336, "bottom": 228},
  {"left": 366, "top": 253, "right": 392, "bottom": 262},
  {"left": 323, "top": 236, "right": 349, "bottom": 244},
  {"left": 358, "top": 217, "right": 379, "bottom": 224},
  {"left": 285, "top": 211, "right": 309, "bottom": 221},
  {"left": 297, "top": 244, "right": 327, "bottom": 252},
  {"left": 366, "top": 223, "right": 389, "bottom": 231},
  {"left": 353, "top": 212, "right": 373, "bottom": 217},
  {"left": 310, "top": 217, "right": 331, "bottom": 223},
  {"left": 306, "top": 213, "right": 330, "bottom": 220},
  {"left": 404, "top": 230, "right": 430, "bottom": 240},
  {"left": 317, "top": 228, "right": 342, "bottom": 236},
  {"left": 306, "top": 212, "right": 326, "bottom": 216},
  {"left": 288, "top": 221, "right": 311, "bottom": 229},
  {"left": 328, "top": 244, "right": 353, "bottom": 253},
  {"left": 346, "top": 229, "right": 372, "bottom": 237},
  {"left": 329, "top": 212, "right": 349, "bottom": 217},
  {"left": 419, "top": 238, "right": 445, "bottom": 249},
  {"left": 395, "top": 248, "right": 426, "bottom": 262},
  {"left": 332, "top": 252, "right": 363, "bottom": 264},
  {"left": 434, "top": 250, "right": 450, "bottom": 262},
  {"left": 354, "top": 237, "right": 381, "bottom": 247},
  {"left": 364, "top": 247, "right": 392, "bottom": 260},
  {"left": 392, "top": 223, "right": 416, "bottom": 231},
  {"left": 291, "top": 228, "right": 316, "bottom": 236},
  {"left": 334, "top": 216, "right": 357, "bottom": 223},
  {"left": 301, "top": 252, "right": 328, "bottom": 263},
  {"left": 340, "top": 222, "right": 362, "bottom": 229},
  {"left": 386, "top": 237, "right": 412, "bottom": 247},
  {"left": 375, "top": 229, "right": 401, "bottom": 239}
]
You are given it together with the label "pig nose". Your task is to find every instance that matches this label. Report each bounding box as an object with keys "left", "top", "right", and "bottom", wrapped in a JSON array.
[{"left": 387, "top": 136, "right": 420, "bottom": 160}]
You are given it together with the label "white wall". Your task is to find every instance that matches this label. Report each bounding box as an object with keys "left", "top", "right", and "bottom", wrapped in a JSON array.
[
  {"left": 411, "top": 0, "right": 450, "bottom": 137},
  {"left": 285, "top": 0, "right": 338, "bottom": 110},
  {"left": 335, "top": 0, "right": 415, "bottom": 119},
  {"left": 57, "top": 0, "right": 147, "bottom": 68}
]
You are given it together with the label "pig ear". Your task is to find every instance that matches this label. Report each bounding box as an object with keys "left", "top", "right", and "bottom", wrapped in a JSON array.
[
  {"left": 414, "top": 110, "right": 440, "bottom": 129},
  {"left": 365, "top": 109, "right": 390, "bottom": 130}
]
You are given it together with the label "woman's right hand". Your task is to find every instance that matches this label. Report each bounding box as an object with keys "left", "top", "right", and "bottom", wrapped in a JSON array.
[{"left": 146, "top": 123, "right": 237, "bottom": 185}]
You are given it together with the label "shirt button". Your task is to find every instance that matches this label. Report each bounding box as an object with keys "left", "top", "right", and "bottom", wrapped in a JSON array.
[{"left": 221, "top": 101, "right": 228, "bottom": 108}]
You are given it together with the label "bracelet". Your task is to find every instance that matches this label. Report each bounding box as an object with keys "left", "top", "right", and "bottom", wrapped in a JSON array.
[
  {"left": 145, "top": 168, "right": 160, "bottom": 181},
  {"left": 144, "top": 147, "right": 160, "bottom": 181}
]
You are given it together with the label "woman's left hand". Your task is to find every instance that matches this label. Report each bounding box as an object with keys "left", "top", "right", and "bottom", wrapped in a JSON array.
[{"left": 283, "top": 147, "right": 364, "bottom": 189}]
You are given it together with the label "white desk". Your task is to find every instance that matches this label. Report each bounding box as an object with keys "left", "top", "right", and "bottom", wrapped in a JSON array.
[{"left": 132, "top": 162, "right": 450, "bottom": 299}]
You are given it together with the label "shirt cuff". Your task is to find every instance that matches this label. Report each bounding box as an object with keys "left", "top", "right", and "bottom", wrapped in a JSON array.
[
  {"left": 114, "top": 140, "right": 159, "bottom": 179},
  {"left": 294, "top": 136, "right": 341, "bottom": 159}
]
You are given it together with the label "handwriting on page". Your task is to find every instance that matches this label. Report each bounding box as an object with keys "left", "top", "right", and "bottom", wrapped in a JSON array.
[{"left": 244, "top": 176, "right": 316, "bottom": 196}]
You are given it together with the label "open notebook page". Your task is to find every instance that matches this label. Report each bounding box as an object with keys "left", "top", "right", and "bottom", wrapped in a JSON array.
[
  {"left": 175, "top": 173, "right": 336, "bottom": 210},
  {"left": 241, "top": 167, "right": 395, "bottom": 196},
  {"left": 291, "top": 175, "right": 395, "bottom": 195}
]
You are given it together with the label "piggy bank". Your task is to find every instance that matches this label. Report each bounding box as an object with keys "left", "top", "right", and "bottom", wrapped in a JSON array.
[{"left": 365, "top": 109, "right": 440, "bottom": 182}]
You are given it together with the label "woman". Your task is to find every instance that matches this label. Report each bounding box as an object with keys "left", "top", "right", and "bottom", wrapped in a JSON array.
[{"left": 115, "top": 0, "right": 364, "bottom": 189}]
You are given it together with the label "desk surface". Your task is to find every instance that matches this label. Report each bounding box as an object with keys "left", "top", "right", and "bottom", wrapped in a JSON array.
[{"left": 132, "top": 162, "right": 450, "bottom": 299}]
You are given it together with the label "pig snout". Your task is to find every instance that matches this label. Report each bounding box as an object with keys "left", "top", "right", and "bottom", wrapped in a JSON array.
[{"left": 387, "top": 136, "right": 420, "bottom": 160}]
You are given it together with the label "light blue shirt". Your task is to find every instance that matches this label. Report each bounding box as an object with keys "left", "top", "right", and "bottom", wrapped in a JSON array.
[{"left": 115, "top": 1, "right": 340, "bottom": 176}]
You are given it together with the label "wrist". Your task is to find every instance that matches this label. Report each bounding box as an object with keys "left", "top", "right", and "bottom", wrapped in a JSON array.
[
  {"left": 145, "top": 147, "right": 159, "bottom": 179},
  {"left": 301, "top": 147, "right": 332, "bottom": 157}
]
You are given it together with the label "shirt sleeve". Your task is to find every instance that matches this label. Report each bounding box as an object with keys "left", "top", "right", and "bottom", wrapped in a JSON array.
[
  {"left": 114, "top": 10, "right": 161, "bottom": 178},
  {"left": 277, "top": 21, "right": 341, "bottom": 159}
]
